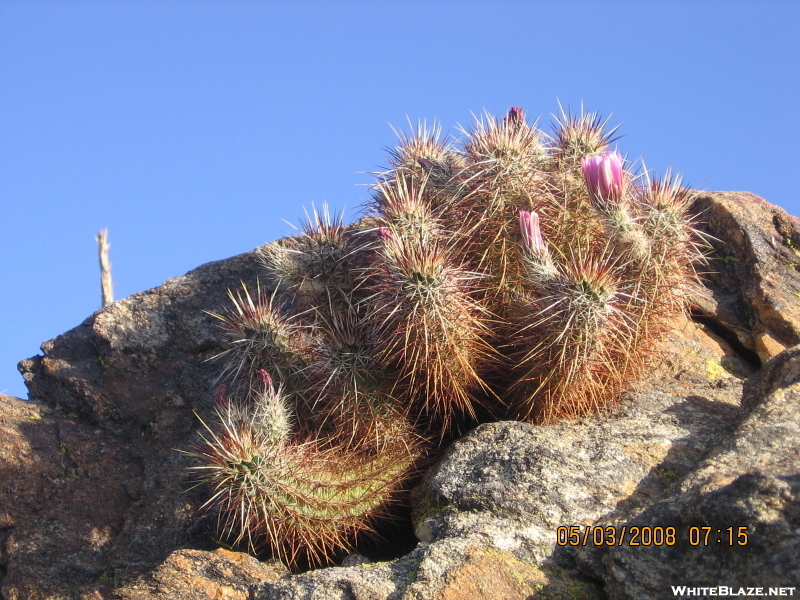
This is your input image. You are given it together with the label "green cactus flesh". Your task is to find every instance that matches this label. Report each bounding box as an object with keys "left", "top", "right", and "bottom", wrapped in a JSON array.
[{"left": 192, "top": 393, "right": 420, "bottom": 567}]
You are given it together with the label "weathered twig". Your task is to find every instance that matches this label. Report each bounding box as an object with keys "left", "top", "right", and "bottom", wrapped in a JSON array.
[{"left": 96, "top": 228, "right": 113, "bottom": 307}]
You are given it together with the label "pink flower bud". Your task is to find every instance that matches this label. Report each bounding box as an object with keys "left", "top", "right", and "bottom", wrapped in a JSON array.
[
  {"left": 214, "top": 384, "right": 227, "bottom": 406},
  {"left": 505, "top": 106, "right": 525, "bottom": 129},
  {"left": 581, "top": 151, "right": 625, "bottom": 207},
  {"left": 378, "top": 227, "right": 393, "bottom": 241},
  {"left": 258, "top": 369, "right": 273, "bottom": 389},
  {"left": 519, "top": 210, "right": 545, "bottom": 254}
]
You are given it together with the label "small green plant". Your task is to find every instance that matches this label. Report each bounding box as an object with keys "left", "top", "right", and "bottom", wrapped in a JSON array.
[
  {"left": 720, "top": 357, "right": 746, "bottom": 377},
  {"left": 659, "top": 467, "right": 678, "bottom": 480},
  {"left": 706, "top": 359, "right": 726, "bottom": 379},
  {"left": 99, "top": 570, "right": 121, "bottom": 589},
  {"left": 191, "top": 105, "right": 705, "bottom": 569}
]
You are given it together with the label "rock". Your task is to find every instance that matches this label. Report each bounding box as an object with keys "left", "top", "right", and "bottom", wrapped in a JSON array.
[
  {"left": 4, "top": 252, "right": 264, "bottom": 599},
  {"left": 251, "top": 541, "right": 602, "bottom": 600},
  {"left": 391, "top": 337, "right": 742, "bottom": 600},
  {"left": 18, "top": 252, "right": 263, "bottom": 438},
  {"left": 411, "top": 381, "right": 740, "bottom": 556},
  {"left": 691, "top": 192, "right": 800, "bottom": 361},
  {"left": 0, "top": 393, "right": 142, "bottom": 599},
  {"left": 119, "top": 548, "right": 287, "bottom": 600},
  {"left": 254, "top": 551, "right": 415, "bottom": 600},
  {"left": 576, "top": 346, "right": 800, "bottom": 599},
  {"left": 2, "top": 192, "right": 799, "bottom": 599}
]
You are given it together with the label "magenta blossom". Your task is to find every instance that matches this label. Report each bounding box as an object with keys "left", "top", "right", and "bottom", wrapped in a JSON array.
[
  {"left": 258, "top": 369, "right": 273, "bottom": 390},
  {"left": 505, "top": 106, "right": 525, "bottom": 129},
  {"left": 214, "top": 384, "right": 227, "bottom": 406},
  {"left": 378, "top": 227, "right": 393, "bottom": 241},
  {"left": 519, "top": 210, "right": 546, "bottom": 254},
  {"left": 581, "top": 151, "right": 625, "bottom": 206}
]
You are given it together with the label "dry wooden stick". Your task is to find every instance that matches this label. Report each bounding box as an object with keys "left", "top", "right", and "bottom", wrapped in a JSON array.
[{"left": 96, "top": 228, "right": 113, "bottom": 307}]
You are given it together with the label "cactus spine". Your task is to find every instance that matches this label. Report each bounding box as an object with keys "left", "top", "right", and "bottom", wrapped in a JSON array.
[{"left": 192, "top": 104, "right": 704, "bottom": 568}]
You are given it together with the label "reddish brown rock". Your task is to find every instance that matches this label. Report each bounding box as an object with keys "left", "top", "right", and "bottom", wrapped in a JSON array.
[
  {"left": 4, "top": 252, "right": 265, "bottom": 599},
  {"left": 691, "top": 191, "right": 800, "bottom": 361},
  {"left": 0, "top": 394, "right": 134, "bottom": 599},
  {"left": 119, "top": 549, "right": 287, "bottom": 600}
]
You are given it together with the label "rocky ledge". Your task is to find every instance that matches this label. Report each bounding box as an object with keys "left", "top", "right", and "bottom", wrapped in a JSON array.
[{"left": 2, "top": 191, "right": 799, "bottom": 600}]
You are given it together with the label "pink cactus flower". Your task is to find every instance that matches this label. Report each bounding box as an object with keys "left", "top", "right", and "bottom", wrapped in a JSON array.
[
  {"left": 519, "top": 210, "right": 546, "bottom": 254},
  {"left": 258, "top": 369, "right": 273, "bottom": 389},
  {"left": 505, "top": 106, "right": 525, "bottom": 129},
  {"left": 378, "top": 227, "right": 393, "bottom": 241},
  {"left": 581, "top": 151, "right": 625, "bottom": 206},
  {"left": 215, "top": 384, "right": 227, "bottom": 406}
]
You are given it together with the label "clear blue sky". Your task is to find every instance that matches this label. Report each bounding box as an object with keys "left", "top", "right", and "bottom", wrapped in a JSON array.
[{"left": 2, "top": 1, "right": 798, "bottom": 399}]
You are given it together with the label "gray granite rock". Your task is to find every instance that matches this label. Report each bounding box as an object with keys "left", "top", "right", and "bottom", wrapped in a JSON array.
[{"left": 576, "top": 346, "right": 800, "bottom": 599}]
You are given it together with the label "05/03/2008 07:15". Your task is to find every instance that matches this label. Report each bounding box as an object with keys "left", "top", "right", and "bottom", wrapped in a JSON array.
[{"left": 556, "top": 525, "right": 749, "bottom": 547}]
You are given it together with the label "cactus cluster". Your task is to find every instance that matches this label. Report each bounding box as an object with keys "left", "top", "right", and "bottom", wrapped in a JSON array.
[{"left": 191, "top": 105, "right": 704, "bottom": 568}]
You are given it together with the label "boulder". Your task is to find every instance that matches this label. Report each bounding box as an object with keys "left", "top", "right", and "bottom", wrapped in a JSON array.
[
  {"left": 4, "top": 252, "right": 265, "bottom": 599},
  {"left": 1, "top": 191, "right": 798, "bottom": 599},
  {"left": 576, "top": 346, "right": 800, "bottom": 599},
  {"left": 690, "top": 191, "right": 800, "bottom": 361},
  {"left": 118, "top": 549, "right": 287, "bottom": 600}
]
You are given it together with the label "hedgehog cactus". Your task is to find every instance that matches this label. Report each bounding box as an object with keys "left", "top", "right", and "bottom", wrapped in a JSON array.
[
  {"left": 191, "top": 373, "right": 420, "bottom": 567},
  {"left": 192, "top": 104, "right": 704, "bottom": 568}
]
